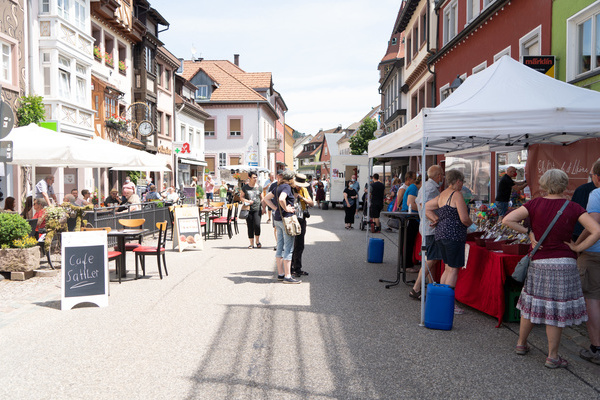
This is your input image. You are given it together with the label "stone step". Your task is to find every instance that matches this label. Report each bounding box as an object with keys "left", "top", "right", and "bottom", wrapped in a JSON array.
[
  {"left": 35, "top": 269, "right": 59, "bottom": 278},
  {"left": 10, "top": 271, "right": 35, "bottom": 281}
]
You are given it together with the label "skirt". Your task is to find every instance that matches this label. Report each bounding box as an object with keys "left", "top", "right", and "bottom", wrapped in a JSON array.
[{"left": 516, "top": 257, "right": 588, "bottom": 327}]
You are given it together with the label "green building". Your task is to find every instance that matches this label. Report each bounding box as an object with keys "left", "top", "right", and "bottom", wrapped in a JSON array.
[{"left": 552, "top": 0, "right": 600, "bottom": 90}]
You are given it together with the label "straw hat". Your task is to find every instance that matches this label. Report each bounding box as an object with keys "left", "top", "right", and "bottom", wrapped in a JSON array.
[{"left": 295, "top": 173, "right": 310, "bottom": 187}]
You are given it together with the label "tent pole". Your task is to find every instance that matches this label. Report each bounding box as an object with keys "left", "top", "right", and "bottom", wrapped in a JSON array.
[
  {"left": 420, "top": 136, "right": 427, "bottom": 326},
  {"left": 366, "top": 157, "right": 373, "bottom": 259}
]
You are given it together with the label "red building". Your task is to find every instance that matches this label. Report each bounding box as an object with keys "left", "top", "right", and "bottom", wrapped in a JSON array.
[{"left": 431, "top": 0, "right": 552, "bottom": 105}]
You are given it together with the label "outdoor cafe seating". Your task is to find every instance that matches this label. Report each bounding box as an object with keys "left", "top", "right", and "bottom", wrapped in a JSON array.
[{"left": 133, "top": 221, "right": 168, "bottom": 279}]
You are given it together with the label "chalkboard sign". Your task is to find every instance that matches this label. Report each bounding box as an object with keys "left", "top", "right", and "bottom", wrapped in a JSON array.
[
  {"left": 61, "top": 231, "right": 109, "bottom": 310},
  {"left": 173, "top": 206, "right": 203, "bottom": 252},
  {"left": 183, "top": 187, "right": 197, "bottom": 205}
]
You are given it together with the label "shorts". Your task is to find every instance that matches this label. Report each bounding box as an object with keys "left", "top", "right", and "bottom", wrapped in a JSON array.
[
  {"left": 577, "top": 251, "right": 600, "bottom": 300},
  {"left": 425, "top": 235, "right": 442, "bottom": 261},
  {"left": 496, "top": 201, "right": 509, "bottom": 217},
  {"left": 370, "top": 204, "right": 383, "bottom": 219},
  {"left": 438, "top": 239, "right": 465, "bottom": 268}
]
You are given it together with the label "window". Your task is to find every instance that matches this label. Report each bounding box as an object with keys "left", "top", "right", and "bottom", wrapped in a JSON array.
[
  {"left": 413, "top": 25, "right": 419, "bottom": 55},
  {"left": 406, "top": 35, "right": 412, "bottom": 64},
  {"left": 519, "top": 25, "right": 541, "bottom": 59},
  {"left": 157, "top": 111, "right": 162, "bottom": 134},
  {"left": 472, "top": 61, "right": 487, "bottom": 74},
  {"left": 157, "top": 64, "right": 163, "bottom": 86},
  {"left": 196, "top": 85, "right": 208, "bottom": 99},
  {"left": 59, "top": 56, "right": 71, "bottom": 98},
  {"left": 443, "top": 1, "right": 458, "bottom": 45},
  {"left": 205, "top": 119, "right": 215, "bottom": 137},
  {"left": 439, "top": 83, "right": 450, "bottom": 103},
  {"left": 219, "top": 152, "right": 226, "bottom": 167},
  {"left": 165, "top": 69, "right": 171, "bottom": 90},
  {"left": 180, "top": 124, "right": 185, "bottom": 142},
  {"left": 494, "top": 46, "right": 511, "bottom": 62},
  {"left": 41, "top": 0, "right": 50, "bottom": 14},
  {"left": 104, "top": 95, "right": 116, "bottom": 119},
  {"left": 467, "top": 0, "right": 479, "bottom": 23},
  {"left": 391, "top": 37, "right": 397, "bottom": 45},
  {"left": 145, "top": 46, "right": 155, "bottom": 74},
  {"left": 568, "top": 4, "right": 600, "bottom": 80},
  {"left": 74, "top": 0, "right": 86, "bottom": 30},
  {"left": 165, "top": 114, "right": 171, "bottom": 137},
  {"left": 76, "top": 78, "right": 86, "bottom": 103},
  {"left": 483, "top": 0, "right": 496, "bottom": 8},
  {"left": 42, "top": 52, "right": 51, "bottom": 95},
  {"left": 188, "top": 126, "right": 194, "bottom": 144},
  {"left": 58, "top": 0, "right": 70, "bottom": 20},
  {"left": 229, "top": 118, "right": 241, "bottom": 137},
  {"left": 420, "top": 13, "right": 427, "bottom": 45},
  {"left": 0, "top": 42, "right": 11, "bottom": 83},
  {"left": 229, "top": 155, "right": 240, "bottom": 165}
]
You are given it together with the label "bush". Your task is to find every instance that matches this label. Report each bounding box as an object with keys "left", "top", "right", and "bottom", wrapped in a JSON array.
[
  {"left": 0, "top": 213, "right": 31, "bottom": 248},
  {"left": 16, "top": 95, "right": 46, "bottom": 126}
]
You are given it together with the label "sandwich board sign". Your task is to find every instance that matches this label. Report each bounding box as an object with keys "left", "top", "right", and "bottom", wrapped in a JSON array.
[
  {"left": 173, "top": 206, "right": 203, "bottom": 252},
  {"left": 61, "top": 231, "right": 109, "bottom": 310}
]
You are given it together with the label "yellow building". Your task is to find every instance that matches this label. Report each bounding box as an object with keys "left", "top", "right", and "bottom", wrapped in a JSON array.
[{"left": 284, "top": 124, "right": 295, "bottom": 170}]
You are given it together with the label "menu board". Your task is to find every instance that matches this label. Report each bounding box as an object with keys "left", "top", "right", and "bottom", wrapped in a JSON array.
[
  {"left": 173, "top": 206, "right": 203, "bottom": 252},
  {"left": 61, "top": 231, "right": 109, "bottom": 310}
]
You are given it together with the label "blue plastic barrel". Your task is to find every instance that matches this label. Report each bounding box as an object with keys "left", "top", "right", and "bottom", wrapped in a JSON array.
[
  {"left": 367, "top": 238, "right": 384, "bottom": 263},
  {"left": 424, "top": 283, "right": 455, "bottom": 330}
]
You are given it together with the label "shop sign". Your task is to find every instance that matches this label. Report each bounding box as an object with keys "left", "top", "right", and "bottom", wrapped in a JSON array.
[
  {"left": 174, "top": 143, "right": 191, "bottom": 154},
  {"left": 526, "top": 138, "right": 600, "bottom": 198},
  {"left": 522, "top": 56, "right": 555, "bottom": 78}
]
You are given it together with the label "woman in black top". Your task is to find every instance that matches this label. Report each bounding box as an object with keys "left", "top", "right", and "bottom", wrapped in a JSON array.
[
  {"left": 343, "top": 180, "right": 358, "bottom": 229},
  {"left": 240, "top": 171, "right": 264, "bottom": 248}
]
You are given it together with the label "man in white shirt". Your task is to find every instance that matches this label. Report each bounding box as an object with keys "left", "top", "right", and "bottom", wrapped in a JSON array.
[{"left": 35, "top": 175, "right": 57, "bottom": 205}]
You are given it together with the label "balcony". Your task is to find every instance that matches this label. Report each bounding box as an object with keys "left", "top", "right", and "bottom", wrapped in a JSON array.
[{"left": 267, "top": 138, "right": 282, "bottom": 152}]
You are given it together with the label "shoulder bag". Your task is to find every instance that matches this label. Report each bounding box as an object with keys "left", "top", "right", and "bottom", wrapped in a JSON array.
[
  {"left": 277, "top": 185, "right": 301, "bottom": 236},
  {"left": 512, "top": 200, "right": 569, "bottom": 283}
]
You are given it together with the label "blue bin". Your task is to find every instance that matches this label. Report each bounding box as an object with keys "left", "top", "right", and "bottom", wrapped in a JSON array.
[
  {"left": 367, "top": 238, "right": 384, "bottom": 263},
  {"left": 424, "top": 283, "right": 455, "bottom": 330}
]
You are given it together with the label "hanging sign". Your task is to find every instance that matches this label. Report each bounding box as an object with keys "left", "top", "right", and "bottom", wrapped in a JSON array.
[
  {"left": 522, "top": 56, "right": 555, "bottom": 78},
  {"left": 174, "top": 143, "right": 191, "bottom": 154},
  {"left": 61, "top": 231, "right": 109, "bottom": 310},
  {"left": 173, "top": 206, "right": 204, "bottom": 252}
]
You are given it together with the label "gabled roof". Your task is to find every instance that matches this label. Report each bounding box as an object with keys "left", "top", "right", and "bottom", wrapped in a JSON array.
[
  {"left": 233, "top": 72, "right": 272, "bottom": 90},
  {"left": 324, "top": 133, "right": 344, "bottom": 156}
]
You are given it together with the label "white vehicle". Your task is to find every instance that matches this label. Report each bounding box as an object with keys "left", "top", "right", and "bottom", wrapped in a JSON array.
[{"left": 328, "top": 155, "right": 370, "bottom": 208}]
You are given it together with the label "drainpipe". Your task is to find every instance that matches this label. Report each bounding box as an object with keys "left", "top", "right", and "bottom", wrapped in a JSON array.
[
  {"left": 257, "top": 102, "right": 261, "bottom": 173},
  {"left": 27, "top": 0, "right": 34, "bottom": 95}
]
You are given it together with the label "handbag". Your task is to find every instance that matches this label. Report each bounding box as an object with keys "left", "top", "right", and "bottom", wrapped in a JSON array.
[
  {"left": 239, "top": 204, "right": 250, "bottom": 219},
  {"left": 303, "top": 209, "right": 310, "bottom": 219},
  {"left": 277, "top": 186, "right": 301, "bottom": 236},
  {"left": 511, "top": 200, "right": 569, "bottom": 283}
]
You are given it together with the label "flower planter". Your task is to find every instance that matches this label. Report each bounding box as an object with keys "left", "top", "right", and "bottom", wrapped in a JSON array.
[{"left": 0, "top": 247, "right": 41, "bottom": 272}]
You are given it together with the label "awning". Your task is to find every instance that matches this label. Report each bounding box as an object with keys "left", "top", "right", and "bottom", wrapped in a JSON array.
[{"left": 178, "top": 157, "right": 207, "bottom": 167}]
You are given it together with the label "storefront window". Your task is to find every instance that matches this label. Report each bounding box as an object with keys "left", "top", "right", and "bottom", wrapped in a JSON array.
[{"left": 445, "top": 153, "right": 491, "bottom": 203}]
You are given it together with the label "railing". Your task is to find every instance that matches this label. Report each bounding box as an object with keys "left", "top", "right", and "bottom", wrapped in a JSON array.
[{"left": 84, "top": 202, "right": 172, "bottom": 246}]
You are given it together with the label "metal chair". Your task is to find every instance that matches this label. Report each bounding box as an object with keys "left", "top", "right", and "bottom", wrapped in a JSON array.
[
  {"left": 133, "top": 221, "right": 168, "bottom": 279},
  {"left": 213, "top": 204, "right": 234, "bottom": 239},
  {"left": 81, "top": 227, "right": 121, "bottom": 264},
  {"left": 116, "top": 218, "right": 145, "bottom": 251}
]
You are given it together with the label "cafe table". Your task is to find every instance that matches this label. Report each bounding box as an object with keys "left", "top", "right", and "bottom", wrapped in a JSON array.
[
  {"left": 199, "top": 206, "right": 222, "bottom": 238},
  {"left": 107, "top": 228, "right": 149, "bottom": 283},
  {"left": 380, "top": 211, "right": 420, "bottom": 288}
]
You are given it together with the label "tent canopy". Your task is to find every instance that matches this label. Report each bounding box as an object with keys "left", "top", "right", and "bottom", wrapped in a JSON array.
[{"left": 369, "top": 56, "right": 600, "bottom": 159}]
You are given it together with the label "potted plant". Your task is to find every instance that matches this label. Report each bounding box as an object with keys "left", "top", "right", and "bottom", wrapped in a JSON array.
[
  {"left": 118, "top": 60, "right": 127, "bottom": 74},
  {"left": 0, "top": 213, "right": 40, "bottom": 273},
  {"left": 104, "top": 52, "right": 114, "bottom": 67},
  {"left": 105, "top": 114, "right": 127, "bottom": 131}
]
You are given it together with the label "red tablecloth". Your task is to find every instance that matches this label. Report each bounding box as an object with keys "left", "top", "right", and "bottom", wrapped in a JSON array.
[{"left": 454, "top": 241, "right": 523, "bottom": 327}]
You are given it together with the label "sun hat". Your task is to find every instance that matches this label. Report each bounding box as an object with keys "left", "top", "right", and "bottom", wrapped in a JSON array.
[{"left": 295, "top": 173, "right": 310, "bottom": 187}]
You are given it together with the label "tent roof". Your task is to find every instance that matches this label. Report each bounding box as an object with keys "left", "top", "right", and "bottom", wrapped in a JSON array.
[{"left": 369, "top": 56, "right": 600, "bottom": 158}]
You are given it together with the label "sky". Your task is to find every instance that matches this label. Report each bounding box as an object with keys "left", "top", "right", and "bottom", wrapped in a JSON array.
[{"left": 151, "top": 0, "right": 401, "bottom": 135}]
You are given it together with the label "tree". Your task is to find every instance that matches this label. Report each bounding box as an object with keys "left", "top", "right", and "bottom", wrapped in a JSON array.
[
  {"left": 349, "top": 118, "right": 377, "bottom": 155},
  {"left": 16, "top": 95, "right": 46, "bottom": 126}
]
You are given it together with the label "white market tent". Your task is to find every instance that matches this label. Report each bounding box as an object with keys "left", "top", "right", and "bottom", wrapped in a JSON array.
[
  {"left": 369, "top": 56, "right": 600, "bottom": 159},
  {"left": 368, "top": 55, "right": 600, "bottom": 325}
]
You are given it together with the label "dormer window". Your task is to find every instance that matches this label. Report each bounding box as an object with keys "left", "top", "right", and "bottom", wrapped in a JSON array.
[
  {"left": 196, "top": 85, "right": 208, "bottom": 99},
  {"left": 391, "top": 37, "right": 397, "bottom": 45}
]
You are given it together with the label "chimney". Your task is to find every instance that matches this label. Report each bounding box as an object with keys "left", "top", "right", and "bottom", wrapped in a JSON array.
[{"left": 234, "top": 54, "right": 239, "bottom": 66}]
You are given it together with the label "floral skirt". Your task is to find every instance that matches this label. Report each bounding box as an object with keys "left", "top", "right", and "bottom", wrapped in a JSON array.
[{"left": 516, "top": 257, "right": 587, "bottom": 327}]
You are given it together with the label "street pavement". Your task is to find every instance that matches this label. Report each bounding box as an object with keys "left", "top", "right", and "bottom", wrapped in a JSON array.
[{"left": 0, "top": 207, "right": 599, "bottom": 399}]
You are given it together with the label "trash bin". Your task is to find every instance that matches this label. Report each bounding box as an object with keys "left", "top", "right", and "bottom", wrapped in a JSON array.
[{"left": 367, "top": 237, "right": 384, "bottom": 263}]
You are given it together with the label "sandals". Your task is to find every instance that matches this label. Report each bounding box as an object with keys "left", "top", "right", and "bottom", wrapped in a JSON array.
[
  {"left": 266, "top": 219, "right": 271, "bottom": 223},
  {"left": 248, "top": 245, "right": 254, "bottom": 249},
  {"left": 515, "top": 344, "right": 530, "bottom": 355},
  {"left": 409, "top": 289, "right": 421, "bottom": 300},
  {"left": 256, "top": 243, "right": 262, "bottom": 248},
  {"left": 545, "top": 355, "right": 568, "bottom": 369}
]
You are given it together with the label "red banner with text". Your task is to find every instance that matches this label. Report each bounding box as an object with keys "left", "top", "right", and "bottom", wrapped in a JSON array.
[{"left": 525, "top": 138, "right": 600, "bottom": 199}]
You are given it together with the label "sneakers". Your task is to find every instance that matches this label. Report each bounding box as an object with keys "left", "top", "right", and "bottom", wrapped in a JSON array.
[
  {"left": 277, "top": 274, "right": 284, "bottom": 281},
  {"left": 545, "top": 355, "right": 568, "bottom": 369},
  {"left": 580, "top": 348, "right": 600, "bottom": 365},
  {"left": 283, "top": 276, "right": 302, "bottom": 284}
]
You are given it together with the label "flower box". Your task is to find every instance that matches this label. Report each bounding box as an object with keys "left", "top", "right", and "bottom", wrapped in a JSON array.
[{"left": 0, "top": 247, "right": 41, "bottom": 272}]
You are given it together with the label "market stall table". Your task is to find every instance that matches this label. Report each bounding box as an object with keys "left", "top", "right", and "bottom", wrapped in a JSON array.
[
  {"left": 380, "top": 211, "right": 419, "bottom": 288},
  {"left": 455, "top": 241, "right": 524, "bottom": 327},
  {"left": 107, "top": 228, "right": 149, "bottom": 283}
]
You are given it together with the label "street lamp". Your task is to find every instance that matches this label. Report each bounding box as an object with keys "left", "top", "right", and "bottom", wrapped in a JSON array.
[{"left": 449, "top": 75, "right": 463, "bottom": 92}]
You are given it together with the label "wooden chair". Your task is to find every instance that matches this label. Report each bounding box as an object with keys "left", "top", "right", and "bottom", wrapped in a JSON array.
[
  {"left": 213, "top": 204, "right": 234, "bottom": 239},
  {"left": 133, "top": 221, "right": 168, "bottom": 279},
  {"left": 117, "top": 218, "right": 145, "bottom": 251}
]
